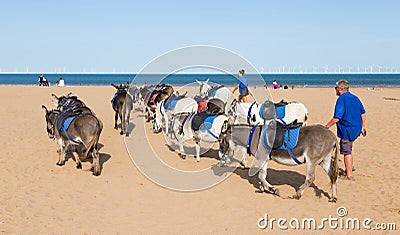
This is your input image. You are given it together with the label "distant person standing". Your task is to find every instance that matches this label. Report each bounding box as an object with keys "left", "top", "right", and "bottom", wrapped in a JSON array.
[
  {"left": 56, "top": 77, "right": 65, "bottom": 86},
  {"left": 232, "top": 69, "right": 254, "bottom": 102},
  {"left": 272, "top": 79, "right": 279, "bottom": 89},
  {"left": 326, "top": 80, "right": 366, "bottom": 181},
  {"left": 38, "top": 74, "right": 49, "bottom": 86}
]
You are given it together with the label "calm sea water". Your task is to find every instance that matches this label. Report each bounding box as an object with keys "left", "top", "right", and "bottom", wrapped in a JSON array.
[{"left": 0, "top": 73, "right": 399, "bottom": 87}]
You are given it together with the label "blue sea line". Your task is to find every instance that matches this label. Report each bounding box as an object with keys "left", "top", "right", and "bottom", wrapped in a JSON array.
[{"left": 0, "top": 73, "right": 399, "bottom": 87}]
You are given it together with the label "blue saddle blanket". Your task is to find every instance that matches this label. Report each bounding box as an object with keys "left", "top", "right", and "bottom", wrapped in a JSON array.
[
  {"left": 60, "top": 116, "right": 78, "bottom": 132},
  {"left": 165, "top": 99, "right": 178, "bottom": 110},
  {"left": 199, "top": 116, "right": 216, "bottom": 131},
  {"left": 276, "top": 105, "right": 286, "bottom": 120},
  {"left": 277, "top": 125, "right": 300, "bottom": 150},
  {"left": 261, "top": 122, "right": 301, "bottom": 150}
]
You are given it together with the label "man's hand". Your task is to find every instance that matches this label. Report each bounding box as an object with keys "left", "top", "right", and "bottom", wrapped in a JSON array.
[{"left": 361, "top": 127, "right": 367, "bottom": 137}]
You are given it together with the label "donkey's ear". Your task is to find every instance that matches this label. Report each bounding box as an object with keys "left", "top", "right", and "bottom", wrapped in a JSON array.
[
  {"left": 196, "top": 80, "right": 202, "bottom": 85},
  {"left": 51, "top": 93, "right": 59, "bottom": 100},
  {"left": 205, "top": 78, "right": 209, "bottom": 84},
  {"left": 111, "top": 83, "right": 118, "bottom": 88},
  {"left": 67, "top": 92, "right": 73, "bottom": 97},
  {"left": 42, "top": 105, "right": 48, "bottom": 113}
]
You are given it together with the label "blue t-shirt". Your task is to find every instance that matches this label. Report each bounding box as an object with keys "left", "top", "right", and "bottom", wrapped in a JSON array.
[
  {"left": 238, "top": 76, "right": 248, "bottom": 95},
  {"left": 334, "top": 92, "right": 366, "bottom": 141}
]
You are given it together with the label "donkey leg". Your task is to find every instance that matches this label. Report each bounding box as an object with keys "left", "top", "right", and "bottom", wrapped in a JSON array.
[
  {"left": 114, "top": 112, "right": 118, "bottom": 129},
  {"left": 119, "top": 113, "right": 124, "bottom": 135},
  {"left": 56, "top": 139, "right": 66, "bottom": 166},
  {"left": 292, "top": 161, "right": 316, "bottom": 200},
  {"left": 178, "top": 138, "right": 186, "bottom": 159},
  {"left": 258, "top": 161, "right": 279, "bottom": 195},
  {"left": 195, "top": 140, "right": 201, "bottom": 162},
  {"left": 72, "top": 151, "right": 82, "bottom": 169},
  {"left": 239, "top": 146, "right": 248, "bottom": 168},
  {"left": 92, "top": 148, "right": 101, "bottom": 176}
]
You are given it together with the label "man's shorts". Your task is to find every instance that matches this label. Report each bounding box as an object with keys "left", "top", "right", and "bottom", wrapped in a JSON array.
[{"left": 340, "top": 139, "right": 353, "bottom": 155}]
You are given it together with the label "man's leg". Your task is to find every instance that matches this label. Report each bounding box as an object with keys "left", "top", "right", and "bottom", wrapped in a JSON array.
[{"left": 344, "top": 154, "right": 353, "bottom": 177}]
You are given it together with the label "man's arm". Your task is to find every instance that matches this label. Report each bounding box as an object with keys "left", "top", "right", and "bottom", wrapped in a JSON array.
[
  {"left": 361, "top": 113, "right": 367, "bottom": 136},
  {"left": 325, "top": 118, "right": 340, "bottom": 128}
]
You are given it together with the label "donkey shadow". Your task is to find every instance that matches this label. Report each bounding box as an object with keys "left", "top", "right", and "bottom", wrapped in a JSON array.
[
  {"left": 114, "top": 122, "right": 136, "bottom": 136},
  {"left": 215, "top": 165, "right": 331, "bottom": 199}
]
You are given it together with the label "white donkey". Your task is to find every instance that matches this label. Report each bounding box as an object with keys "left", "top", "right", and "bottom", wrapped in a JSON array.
[
  {"left": 153, "top": 94, "right": 198, "bottom": 134},
  {"left": 171, "top": 112, "right": 231, "bottom": 162},
  {"left": 229, "top": 99, "right": 308, "bottom": 126},
  {"left": 196, "top": 79, "right": 236, "bottom": 114}
]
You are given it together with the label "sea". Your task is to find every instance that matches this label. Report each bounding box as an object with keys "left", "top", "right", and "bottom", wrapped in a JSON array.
[{"left": 1, "top": 73, "right": 400, "bottom": 87}]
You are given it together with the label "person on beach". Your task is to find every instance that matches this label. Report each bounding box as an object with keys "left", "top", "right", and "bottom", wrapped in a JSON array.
[
  {"left": 325, "top": 80, "right": 367, "bottom": 181},
  {"left": 272, "top": 79, "right": 279, "bottom": 89},
  {"left": 232, "top": 69, "right": 254, "bottom": 102},
  {"left": 38, "top": 74, "right": 49, "bottom": 86},
  {"left": 56, "top": 77, "right": 65, "bottom": 86}
]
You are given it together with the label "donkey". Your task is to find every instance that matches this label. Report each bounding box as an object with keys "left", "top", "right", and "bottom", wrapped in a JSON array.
[
  {"left": 196, "top": 79, "right": 235, "bottom": 114},
  {"left": 171, "top": 112, "right": 232, "bottom": 162},
  {"left": 229, "top": 99, "right": 308, "bottom": 126},
  {"left": 144, "top": 84, "right": 174, "bottom": 122},
  {"left": 153, "top": 92, "right": 197, "bottom": 134},
  {"left": 218, "top": 121, "right": 338, "bottom": 202},
  {"left": 111, "top": 83, "right": 133, "bottom": 136},
  {"left": 42, "top": 105, "right": 103, "bottom": 176}
]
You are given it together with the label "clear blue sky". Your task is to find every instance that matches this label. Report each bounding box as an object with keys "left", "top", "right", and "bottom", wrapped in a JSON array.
[{"left": 0, "top": 0, "right": 399, "bottom": 73}]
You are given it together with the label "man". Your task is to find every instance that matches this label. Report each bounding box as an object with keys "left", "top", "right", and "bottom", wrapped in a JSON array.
[{"left": 326, "top": 80, "right": 366, "bottom": 180}]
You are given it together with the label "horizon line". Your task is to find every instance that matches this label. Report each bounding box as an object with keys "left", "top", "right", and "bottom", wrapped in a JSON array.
[{"left": 1, "top": 71, "right": 400, "bottom": 75}]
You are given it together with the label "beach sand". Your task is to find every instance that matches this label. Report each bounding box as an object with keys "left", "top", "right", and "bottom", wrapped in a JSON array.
[{"left": 0, "top": 85, "right": 399, "bottom": 234}]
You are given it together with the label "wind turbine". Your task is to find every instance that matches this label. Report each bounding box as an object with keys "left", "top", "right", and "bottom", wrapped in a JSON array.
[{"left": 323, "top": 65, "right": 329, "bottom": 73}]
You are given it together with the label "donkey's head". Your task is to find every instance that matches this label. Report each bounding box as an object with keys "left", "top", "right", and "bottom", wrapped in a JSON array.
[
  {"left": 196, "top": 79, "right": 211, "bottom": 97},
  {"left": 112, "top": 82, "right": 129, "bottom": 93},
  {"left": 42, "top": 105, "right": 60, "bottom": 139}
]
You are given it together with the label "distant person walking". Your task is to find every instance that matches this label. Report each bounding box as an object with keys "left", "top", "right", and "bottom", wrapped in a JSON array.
[
  {"left": 326, "top": 80, "right": 366, "bottom": 181},
  {"left": 232, "top": 69, "right": 254, "bottom": 102},
  {"left": 38, "top": 74, "right": 49, "bottom": 86}
]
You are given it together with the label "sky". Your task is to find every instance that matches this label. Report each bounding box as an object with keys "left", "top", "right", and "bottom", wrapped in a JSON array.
[{"left": 0, "top": 0, "right": 399, "bottom": 73}]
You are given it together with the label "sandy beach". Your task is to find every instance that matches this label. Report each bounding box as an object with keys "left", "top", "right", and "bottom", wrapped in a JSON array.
[{"left": 0, "top": 85, "right": 399, "bottom": 234}]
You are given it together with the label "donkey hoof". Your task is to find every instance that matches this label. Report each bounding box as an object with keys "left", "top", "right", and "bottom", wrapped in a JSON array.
[
  {"left": 178, "top": 153, "right": 186, "bottom": 159},
  {"left": 328, "top": 197, "right": 338, "bottom": 203},
  {"left": 265, "top": 186, "right": 279, "bottom": 196},
  {"left": 76, "top": 163, "right": 82, "bottom": 169},
  {"left": 92, "top": 171, "right": 100, "bottom": 176},
  {"left": 289, "top": 193, "right": 301, "bottom": 200},
  {"left": 56, "top": 162, "right": 65, "bottom": 166},
  {"left": 120, "top": 131, "right": 123, "bottom": 135}
]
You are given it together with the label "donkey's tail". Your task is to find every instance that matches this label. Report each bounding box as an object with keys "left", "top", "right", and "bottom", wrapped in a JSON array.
[{"left": 330, "top": 142, "right": 339, "bottom": 184}]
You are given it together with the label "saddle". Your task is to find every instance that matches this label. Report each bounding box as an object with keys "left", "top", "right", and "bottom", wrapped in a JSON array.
[
  {"left": 206, "top": 98, "right": 225, "bottom": 115},
  {"left": 191, "top": 111, "right": 217, "bottom": 131},
  {"left": 111, "top": 90, "right": 127, "bottom": 111},
  {"left": 56, "top": 108, "right": 82, "bottom": 132},
  {"left": 259, "top": 100, "right": 289, "bottom": 120},
  {"left": 261, "top": 120, "right": 302, "bottom": 150}
]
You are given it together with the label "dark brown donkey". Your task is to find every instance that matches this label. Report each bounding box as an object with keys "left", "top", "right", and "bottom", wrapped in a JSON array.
[
  {"left": 111, "top": 83, "right": 133, "bottom": 136},
  {"left": 42, "top": 105, "right": 103, "bottom": 176}
]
